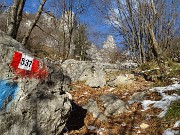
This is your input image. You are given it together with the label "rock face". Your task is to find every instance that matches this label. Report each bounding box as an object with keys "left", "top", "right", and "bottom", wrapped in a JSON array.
[
  {"left": 86, "top": 35, "right": 117, "bottom": 63},
  {"left": 103, "top": 35, "right": 116, "bottom": 50},
  {"left": 0, "top": 31, "right": 71, "bottom": 135}
]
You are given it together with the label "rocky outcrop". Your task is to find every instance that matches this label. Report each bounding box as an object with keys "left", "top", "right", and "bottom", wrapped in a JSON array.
[
  {"left": 86, "top": 35, "right": 117, "bottom": 63},
  {"left": 0, "top": 31, "right": 71, "bottom": 135},
  {"left": 103, "top": 35, "right": 116, "bottom": 50}
]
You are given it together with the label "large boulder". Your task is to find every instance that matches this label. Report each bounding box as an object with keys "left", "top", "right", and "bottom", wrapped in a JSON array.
[
  {"left": 61, "top": 59, "right": 92, "bottom": 82},
  {"left": 99, "top": 94, "right": 127, "bottom": 116},
  {"left": 62, "top": 60, "right": 106, "bottom": 87},
  {"left": 0, "top": 31, "right": 71, "bottom": 135},
  {"left": 79, "top": 66, "right": 106, "bottom": 88},
  {"left": 83, "top": 99, "right": 107, "bottom": 121},
  {"left": 107, "top": 74, "right": 134, "bottom": 87}
]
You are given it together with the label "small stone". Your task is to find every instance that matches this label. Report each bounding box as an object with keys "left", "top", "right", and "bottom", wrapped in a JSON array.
[
  {"left": 130, "top": 92, "right": 146, "bottom": 102},
  {"left": 88, "top": 126, "right": 97, "bottom": 130},
  {"left": 140, "top": 123, "right": 149, "bottom": 129}
]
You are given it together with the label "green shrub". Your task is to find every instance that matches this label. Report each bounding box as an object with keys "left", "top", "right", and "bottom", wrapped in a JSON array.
[
  {"left": 165, "top": 100, "right": 180, "bottom": 120},
  {"left": 140, "top": 61, "right": 158, "bottom": 71}
]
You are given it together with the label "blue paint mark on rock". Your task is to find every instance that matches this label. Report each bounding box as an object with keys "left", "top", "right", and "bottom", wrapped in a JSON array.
[{"left": 0, "top": 80, "right": 18, "bottom": 110}]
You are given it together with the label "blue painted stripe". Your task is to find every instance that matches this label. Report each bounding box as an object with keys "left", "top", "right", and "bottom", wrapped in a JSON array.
[{"left": 0, "top": 80, "right": 18, "bottom": 110}]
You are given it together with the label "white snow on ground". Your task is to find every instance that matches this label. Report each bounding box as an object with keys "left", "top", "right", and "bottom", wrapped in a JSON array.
[
  {"left": 151, "top": 83, "right": 180, "bottom": 118},
  {"left": 163, "top": 121, "right": 180, "bottom": 135},
  {"left": 162, "top": 129, "right": 179, "bottom": 135},
  {"left": 171, "top": 78, "right": 179, "bottom": 84},
  {"left": 135, "top": 83, "right": 180, "bottom": 118},
  {"left": 150, "top": 83, "right": 180, "bottom": 93},
  {"left": 141, "top": 100, "right": 156, "bottom": 110},
  {"left": 173, "top": 120, "right": 180, "bottom": 128},
  {"left": 153, "top": 94, "right": 180, "bottom": 118}
]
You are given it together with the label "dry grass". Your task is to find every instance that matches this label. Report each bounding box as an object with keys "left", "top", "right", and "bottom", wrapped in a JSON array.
[{"left": 64, "top": 74, "right": 179, "bottom": 135}]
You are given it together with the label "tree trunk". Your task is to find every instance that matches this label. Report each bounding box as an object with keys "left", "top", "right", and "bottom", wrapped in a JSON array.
[
  {"left": 14, "top": 0, "right": 26, "bottom": 39},
  {"left": 148, "top": 26, "right": 160, "bottom": 58},
  {"left": 149, "top": 25, "right": 166, "bottom": 73},
  {"left": 22, "top": 0, "right": 47, "bottom": 46},
  {"left": 7, "top": 0, "right": 20, "bottom": 38}
]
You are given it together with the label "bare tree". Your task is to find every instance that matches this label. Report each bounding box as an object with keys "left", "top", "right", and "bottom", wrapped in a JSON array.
[
  {"left": 7, "top": 0, "right": 22, "bottom": 38},
  {"left": 22, "top": 0, "right": 47, "bottom": 46},
  {"left": 0, "top": 2, "right": 8, "bottom": 32},
  {"left": 74, "top": 25, "right": 91, "bottom": 60},
  {"left": 6, "top": 0, "right": 26, "bottom": 39},
  {"left": 14, "top": 0, "right": 26, "bottom": 39},
  {"left": 0, "top": 2, "right": 6, "bottom": 13},
  {"left": 93, "top": 0, "right": 146, "bottom": 65},
  {"left": 94, "top": 0, "right": 179, "bottom": 65},
  {"left": 41, "top": 0, "right": 91, "bottom": 62},
  {"left": 6, "top": 0, "right": 47, "bottom": 46}
]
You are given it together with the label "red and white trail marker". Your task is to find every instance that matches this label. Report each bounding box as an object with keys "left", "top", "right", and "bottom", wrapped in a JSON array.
[
  {"left": 11, "top": 51, "right": 48, "bottom": 79},
  {"left": 18, "top": 53, "right": 34, "bottom": 71}
]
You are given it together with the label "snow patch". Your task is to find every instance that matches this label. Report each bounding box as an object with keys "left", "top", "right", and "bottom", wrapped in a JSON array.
[
  {"left": 163, "top": 129, "right": 179, "bottom": 135},
  {"left": 150, "top": 83, "right": 180, "bottom": 93},
  {"left": 130, "top": 83, "right": 180, "bottom": 117},
  {"left": 173, "top": 120, "right": 180, "bottom": 128},
  {"left": 162, "top": 120, "right": 180, "bottom": 135},
  {"left": 141, "top": 100, "right": 156, "bottom": 110}
]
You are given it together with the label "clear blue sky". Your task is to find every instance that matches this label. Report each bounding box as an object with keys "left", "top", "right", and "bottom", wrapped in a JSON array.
[
  {"left": 2, "top": 0, "right": 114, "bottom": 47},
  {"left": 2, "top": 0, "right": 180, "bottom": 48}
]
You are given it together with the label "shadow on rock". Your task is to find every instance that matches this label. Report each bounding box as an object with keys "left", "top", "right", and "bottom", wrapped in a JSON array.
[{"left": 65, "top": 101, "right": 87, "bottom": 131}]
